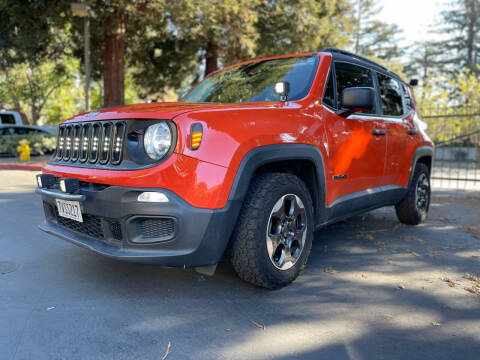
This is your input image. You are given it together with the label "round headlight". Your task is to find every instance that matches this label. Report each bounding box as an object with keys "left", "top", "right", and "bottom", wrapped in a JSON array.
[{"left": 144, "top": 122, "right": 172, "bottom": 160}]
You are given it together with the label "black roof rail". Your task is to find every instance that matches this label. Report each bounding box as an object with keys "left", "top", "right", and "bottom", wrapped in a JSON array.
[{"left": 319, "top": 48, "right": 388, "bottom": 71}]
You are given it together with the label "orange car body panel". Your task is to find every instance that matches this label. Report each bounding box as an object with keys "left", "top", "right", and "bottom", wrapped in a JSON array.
[{"left": 43, "top": 52, "right": 433, "bottom": 209}]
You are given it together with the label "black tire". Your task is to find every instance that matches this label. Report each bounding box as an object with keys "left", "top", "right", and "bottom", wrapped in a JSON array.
[
  {"left": 395, "top": 163, "right": 431, "bottom": 225},
  {"left": 230, "top": 172, "right": 314, "bottom": 289}
]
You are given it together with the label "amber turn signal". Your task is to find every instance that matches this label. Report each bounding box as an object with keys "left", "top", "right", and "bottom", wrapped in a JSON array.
[{"left": 190, "top": 123, "right": 203, "bottom": 150}]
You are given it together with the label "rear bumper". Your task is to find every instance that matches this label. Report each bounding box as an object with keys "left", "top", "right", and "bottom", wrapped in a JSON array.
[{"left": 37, "top": 185, "right": 241, "bottom": 266}]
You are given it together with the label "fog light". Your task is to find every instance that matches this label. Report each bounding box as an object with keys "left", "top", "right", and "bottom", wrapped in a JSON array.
[
  {"left": 59, "top": 178, "right": 80, "bottom": 193},
  {"left": 36, "top": 174, "right": 55, "bottom": 189},
  {"left": 137, "top": 192, "right": 169, "bottom": 203}
]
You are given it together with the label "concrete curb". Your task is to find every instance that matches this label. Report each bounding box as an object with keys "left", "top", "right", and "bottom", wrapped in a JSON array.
[{"left": 0, "top": 163, "right": 43, "bottom": 171}]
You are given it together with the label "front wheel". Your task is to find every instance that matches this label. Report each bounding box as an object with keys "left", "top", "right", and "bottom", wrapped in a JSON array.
[
  {"left": 395, "top": 163, "right": 431, "bottom": 225},
  {"left": 230, "top": 173, "right": 314, "bottom": 289}
]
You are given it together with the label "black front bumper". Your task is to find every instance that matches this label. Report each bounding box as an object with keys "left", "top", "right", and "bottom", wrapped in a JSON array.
[{"left": 37, "top": 185, "right": 241, "bottom": 267}]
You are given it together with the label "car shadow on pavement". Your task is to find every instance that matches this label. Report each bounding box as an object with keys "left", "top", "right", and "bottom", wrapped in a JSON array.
[{"left": 1, "top": 189, "right": 479, "bottom": 360}]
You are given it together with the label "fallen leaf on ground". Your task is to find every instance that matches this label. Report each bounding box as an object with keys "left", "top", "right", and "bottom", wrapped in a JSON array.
[
  {"left": 463, "top": 273, "right": 480, "bottom": 294},
  {"left": 439, "top": 217, "right": 456, "bottom": 224},
  {"left": 443, "top": 278, "right": 458, "bottom": 288},
  {"left": 464, "top": 273, "right": 480, "bottom": 282},
  {"left": 357, "top": 231, "right": 374, "bottom": 241},
  {"left": 397, "top": 284, "right": 405, "bottom": 289},
  {"left": 424, "top": 279, "right": 434, "bottom": 283},
  {"left": 251, "top": 321, "right": 265, "bottom": 330},
  {"left": 461, "top": 225, "right": 480, "bottom": 238},
  {"left": 406, "top": 249, "right": 420, "bottom": 257},
  {"left": 464, "top": 286, "right": 479, "bottom": 295},
  {"left": 46, "top": 306, "right": 55, "bottom": 311},
  {"left": 162, "top": 341, "right": 171, "bottom": 360},
  {"left": 324, "top": 266, "right": 338, "bottom": 275},
  {"left": 402, "top": 236, "right": 423, "bottom": 243},
  {"left": 384, "top": 313, "right": 393, "bottom": 318},
  {"left": 361, "top": 274, "right": 367, "bottom": 279},
  {"left": 431, "top": 322, "right": 441, "bottom": 326}
]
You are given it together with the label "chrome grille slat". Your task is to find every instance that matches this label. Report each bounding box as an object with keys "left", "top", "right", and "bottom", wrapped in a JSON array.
[
  {"left": 55, "top": 121, "right": 125, "bottom": 166},
  {"left": 111, "top": 122, "right": 126, "bottom": 165},
  {"left": 88, "top": 123, "right": 101, "bottom": 163},
  {"left": 71, "top": 125, "right": 81, "bottom": 162},
  {"left": 62, "top": 126, "right": 72, "bottom": 161},
  {"left": 79, "top": 124, "right": 90, "bottom": 163},
  {"left": 99, "top": 123, "right": 112, "bottom": 164},
  {"left": 56, "top": 127, "right": 65, "bottom": 160}
]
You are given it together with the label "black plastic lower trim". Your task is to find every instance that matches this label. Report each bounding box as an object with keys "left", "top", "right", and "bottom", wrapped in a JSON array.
[{"left": 37, "top": 184, "right": 241, "bottom": 267}]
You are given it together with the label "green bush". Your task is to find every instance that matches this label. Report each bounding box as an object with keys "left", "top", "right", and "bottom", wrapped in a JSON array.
[{"left": 0, "top": 133, "right": 57, "bottom": 156}]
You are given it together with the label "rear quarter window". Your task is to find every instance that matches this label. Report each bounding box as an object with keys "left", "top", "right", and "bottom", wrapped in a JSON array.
[{"left": 377, "top": 73, "right": 404, "bottom": 116}]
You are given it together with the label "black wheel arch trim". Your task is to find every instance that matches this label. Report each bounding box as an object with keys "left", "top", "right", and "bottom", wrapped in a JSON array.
[
  {"left": 408, "top": 146, "right": 434, "bottom": 186},
  {"left": 227, "top": 144, "right": 327, "bottom": 226}
]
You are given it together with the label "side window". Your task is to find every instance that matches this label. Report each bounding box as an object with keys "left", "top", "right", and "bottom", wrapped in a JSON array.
[
  {"left": 334, "top": 62, "right": 376, "bottom": 113},
  {"left": 0, "top": 114, "right": 16, "bottom": 124},
  {"left": 401, "top": 83, "right": 412, "bottom": 112},
  {"left": 322, "top": 70, "right": 335, "bottom": 108},
  {"left": 377, "top": 73, "right": 404, "bottom": 116}
]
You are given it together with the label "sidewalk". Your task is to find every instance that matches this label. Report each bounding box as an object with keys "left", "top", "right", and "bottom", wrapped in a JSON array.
[{"left": 0, "top": 154, "right": 50, "bottom": 171}]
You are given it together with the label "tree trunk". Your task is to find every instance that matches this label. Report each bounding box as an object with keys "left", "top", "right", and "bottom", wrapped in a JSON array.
[
  {"left": 11, "top": 96, "right": 29, "bottom": 124},
  {"left": 31, "top": 105, "right": 40, "bottom": 126},
  {"left": 103, "top": 8, "right": 126, "bottom": 107},
  {"left": 204, "top": 41, "right": 218, "bottom": 78},
  {"left": 466, "top": 0, "right": 476, "bottom": 72},
  {"left": 354, "top": 0, "right": 361, "bottom": 54}
]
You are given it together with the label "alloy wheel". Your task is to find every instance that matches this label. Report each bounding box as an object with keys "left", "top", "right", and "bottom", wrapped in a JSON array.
[{"left": 266, "top": 194, "right": 307, "bottom": 270}]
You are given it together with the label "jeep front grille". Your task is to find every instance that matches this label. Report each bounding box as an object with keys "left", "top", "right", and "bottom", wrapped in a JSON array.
[{"left": 54, "top": 121, "right": 126, "bottom": 166}]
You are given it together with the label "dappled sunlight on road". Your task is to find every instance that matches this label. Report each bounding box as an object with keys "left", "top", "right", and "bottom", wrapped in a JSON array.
[{"left": 1, "top": 172, "right": 479, "bottom": 360}]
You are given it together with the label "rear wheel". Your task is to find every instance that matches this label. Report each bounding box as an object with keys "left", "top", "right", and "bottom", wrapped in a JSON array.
[
  {"left": 230, "top": 173, "right": 313, "bottom": 289},
  {"left": 395, "top": 163, "right": 431, "bottom": 225}
]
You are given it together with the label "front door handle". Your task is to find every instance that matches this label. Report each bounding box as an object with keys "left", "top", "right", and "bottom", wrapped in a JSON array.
[{"left": 372, "top": 129, "right": 387, "bottom": 136}]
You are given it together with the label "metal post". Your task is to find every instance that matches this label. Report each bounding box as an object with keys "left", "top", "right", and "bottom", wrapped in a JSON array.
[{"left": 84, "top": 15, "right": 90, "bottom": 111}]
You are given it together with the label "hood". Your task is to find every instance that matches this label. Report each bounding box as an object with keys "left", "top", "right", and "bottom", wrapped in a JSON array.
[{"left": 62, "top": 101, "right": 284, "bottom": 124}]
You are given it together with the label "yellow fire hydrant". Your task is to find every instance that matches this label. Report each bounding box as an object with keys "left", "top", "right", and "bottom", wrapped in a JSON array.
[{"left": 17, "top": 139, "right": 31, "bottom": 162}]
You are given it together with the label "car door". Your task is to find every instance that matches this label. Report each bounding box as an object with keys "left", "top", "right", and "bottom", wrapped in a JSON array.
[
  {"left": 376, "top": 73, "right": 416, "bottom": 186},
  {"left": 322, "top": 61, "right": 388, "bottom": 206}
]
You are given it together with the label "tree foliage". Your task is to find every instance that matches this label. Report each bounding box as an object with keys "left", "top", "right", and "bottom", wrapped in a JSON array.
[
  {"left": 255, "top": 0, "right": 351, "bottom": 58},
  {"left": 0, "top": 57, "right": 75, "bottom": 125},
  {"left": 351, "top": 0, "right": 402, "bottom": 60},
  {"left": 435, "top": 0, "right": 480, "bottom": 74}
]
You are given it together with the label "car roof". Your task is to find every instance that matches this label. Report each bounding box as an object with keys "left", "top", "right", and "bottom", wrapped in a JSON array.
[{"left": 319, "top": 48, "right": 404, "bottom": 83}]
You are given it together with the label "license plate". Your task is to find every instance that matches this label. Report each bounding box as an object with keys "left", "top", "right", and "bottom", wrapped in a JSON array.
[{"left": 56, "top": 199, "right": 83, "bottom": 223}]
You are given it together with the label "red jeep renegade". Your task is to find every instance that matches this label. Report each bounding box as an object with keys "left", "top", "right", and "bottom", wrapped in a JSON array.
[{"left": 36, "top": 48, "right": 434, "bottom": 289}]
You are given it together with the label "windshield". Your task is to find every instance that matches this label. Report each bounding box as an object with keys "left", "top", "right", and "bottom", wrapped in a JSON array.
[{"left": 182, "top": 55, "right": 319, "bottom": 103}]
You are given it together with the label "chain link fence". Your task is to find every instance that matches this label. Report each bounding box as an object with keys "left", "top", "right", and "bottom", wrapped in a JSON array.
[{"left": 421, "top": 106, "right": 480, "bottom": 191}]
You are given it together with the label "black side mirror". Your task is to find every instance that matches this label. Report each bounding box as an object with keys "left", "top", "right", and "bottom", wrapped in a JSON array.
[
  {"left": 337, "top": 87, "right": 375, "bottom": 117},
  {"left": 274, "top": 81, "right": 290, "bottom": 101}
]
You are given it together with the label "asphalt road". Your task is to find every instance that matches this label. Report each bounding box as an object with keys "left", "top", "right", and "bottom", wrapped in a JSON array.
[{"left": 1, "top": 170, "right": 479, "bottom": 360}]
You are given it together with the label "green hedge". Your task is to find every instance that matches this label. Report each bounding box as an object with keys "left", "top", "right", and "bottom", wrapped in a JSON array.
[{"left": 0, "top": 134, "right": 57, "bottom": 156}]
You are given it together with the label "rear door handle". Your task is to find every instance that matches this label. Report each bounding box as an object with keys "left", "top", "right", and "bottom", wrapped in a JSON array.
[{"left": 372, "top": 129, "right": 387, "bottom": 136}]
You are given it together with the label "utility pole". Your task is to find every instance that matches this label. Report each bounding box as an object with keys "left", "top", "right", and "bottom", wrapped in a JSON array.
[{"left": 71, "top": 3, "right": 91, "bottom": 111}]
